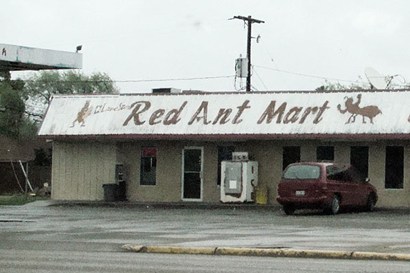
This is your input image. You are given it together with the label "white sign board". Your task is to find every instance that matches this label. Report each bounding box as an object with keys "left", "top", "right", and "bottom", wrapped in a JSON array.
[{"left": 38, "top": 91, "right": 410, "bottom": 138}]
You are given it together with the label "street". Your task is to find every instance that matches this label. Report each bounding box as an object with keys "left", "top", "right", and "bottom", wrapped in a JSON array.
[
  {"left": 0, "top": 201, "right": 409, "bottom": 272},
  {"left": 1, "top": 250, "right": 409, "bottom": 273}
]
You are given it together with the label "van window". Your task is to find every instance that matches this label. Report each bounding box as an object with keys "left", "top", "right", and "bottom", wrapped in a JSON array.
[
  {"left": 326, "top": 164, "right": 362, "bottom": 183},
  {"left": 327, "top": 165, "right": 351, "bottom": 182},
  {"left": 283, "top": 165, "right": 320, "bottom": 180}
]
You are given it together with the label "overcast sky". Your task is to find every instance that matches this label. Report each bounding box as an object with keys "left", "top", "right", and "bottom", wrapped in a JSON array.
[{"left": 3, "top": 0, "right": 410, "bottom": 93}]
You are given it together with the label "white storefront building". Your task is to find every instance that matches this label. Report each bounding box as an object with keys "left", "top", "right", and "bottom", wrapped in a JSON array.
[{"left": 39, "top": 90, "right": 410, "bottom": 207}]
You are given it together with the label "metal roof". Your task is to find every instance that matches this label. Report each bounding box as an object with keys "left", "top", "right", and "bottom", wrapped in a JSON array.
[
  {"left": 38, "top": 90, "right": 410, "bottom": 140},
  {"left": 0, "top": 43, "right": 82, "bottom": 71}
]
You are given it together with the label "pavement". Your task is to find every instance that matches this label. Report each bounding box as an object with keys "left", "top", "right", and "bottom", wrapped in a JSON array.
[
  {"left": 4, "top": 200, "right": 410, "bottom": 262},
  {"left": 47, "top": 200, "right": 410, "bottom": 262}
]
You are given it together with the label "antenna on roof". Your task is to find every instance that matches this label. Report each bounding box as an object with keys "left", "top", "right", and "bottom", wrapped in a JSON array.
[{"left": 364, "top": 67, "right": 387, "bottom": 89}]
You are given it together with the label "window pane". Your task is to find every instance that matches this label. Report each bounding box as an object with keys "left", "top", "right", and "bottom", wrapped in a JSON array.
[
  {"left": 183, "top": 172, "right": 201, "bottom": 199},
  {"left": 283, "top": 146, "right": 300, "bottom": 170},
  {"left": 350, "top": 146, "right": 369, "bottom": 178},
  {"left": 283, "top": 165, "right": 320, "bottom": 180},
  {"left": 327, "top": 164, "right": 351, "bottom": 182},
  {"left": 184, "top": 149, "right": 201, "bottom": 172},
  {"left": 385, "top": 146, "right": 404, "bottom": 189},
  {"left": 317, "top": 146, "right": 334, "bottom": 161},
  {"left": 140, "top": 147, "right": 157, "bottom": 185}
]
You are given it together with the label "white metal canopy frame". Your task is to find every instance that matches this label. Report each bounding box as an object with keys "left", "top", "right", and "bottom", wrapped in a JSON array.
[{"left": 0, "top": 43, "right": 82, "bottom": 71}]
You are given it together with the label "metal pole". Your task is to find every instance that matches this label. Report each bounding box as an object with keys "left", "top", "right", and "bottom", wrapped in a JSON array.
[
  {"left": 246, "top": 16, "right": 252, "bottom": 92},
  {"left": 232, "top": 15, "right": 265, "bottom": 92}
]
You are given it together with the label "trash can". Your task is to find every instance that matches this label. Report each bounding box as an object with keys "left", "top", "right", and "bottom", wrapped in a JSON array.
[{"left": 102, "top": 184, "right": 118, "bottom": 202}]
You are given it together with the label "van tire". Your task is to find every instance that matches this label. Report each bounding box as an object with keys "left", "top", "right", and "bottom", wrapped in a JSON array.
[
  {"left": 366, "top": 194, "right": 376, "bottom": 212},
  {"left": 325, "top": 195, "right": 340, "bottom": 215},
  {"left": 283, "top": 205, "right": 295, "bottom": 215}
]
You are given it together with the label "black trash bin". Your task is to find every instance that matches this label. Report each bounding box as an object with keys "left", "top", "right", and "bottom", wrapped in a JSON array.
[{"left": 102, "top": 184, "right": 118, "bottom": 202}]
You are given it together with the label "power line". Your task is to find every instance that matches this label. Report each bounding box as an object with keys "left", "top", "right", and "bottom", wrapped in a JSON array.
[
  {"left": 115, "top": 75, "right": 235, "bottom": 83},
  {"left": 252, "top": 66, "right": 269, "bottom": 90},
  {"left": 20, "top": 75, "right": 235, "bottom": 84},
  {"left": 254, "top": 64, "right": 368, "bottom": 85}
]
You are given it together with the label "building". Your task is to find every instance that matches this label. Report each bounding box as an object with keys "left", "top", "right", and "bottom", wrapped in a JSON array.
[
  {"left": 0, "top": 136, "right": 51, "bottom": 193},
  {"left": 38, "top": 90, "right": 410, "bottom": 207}
]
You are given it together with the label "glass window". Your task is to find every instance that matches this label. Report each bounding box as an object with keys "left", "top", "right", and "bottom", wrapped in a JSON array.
[
  {"left": 283, "top": 165, "right": 320, "bottom": 180},
  {"left": 282, "top": 146, "right": 301, "bottom": 170},
  {"left": 317, "top": 146, "right": 334, "bottom": 161},
  {"left": 385, "top": 146, "right": 404, "bottom": 189},
  {"left": 140, "top": 147, "right": 157, "bottom": 185},
  {"left": 326, "top": 164, "right": 351, "bottom": 182},
  {"left": 350, "top": 146, "right": 369, "bottom": 179}
]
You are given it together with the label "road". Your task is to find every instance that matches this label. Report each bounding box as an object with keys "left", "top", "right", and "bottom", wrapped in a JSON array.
[
  {"left": 0, "top": 250, "right": 409, "bottom": 273},
  {"left": 0, "top": 201, "right": 409, "bottom": 272}
]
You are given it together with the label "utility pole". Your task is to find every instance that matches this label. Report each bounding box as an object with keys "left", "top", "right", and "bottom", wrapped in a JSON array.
[{"left": 232, "top": 15, "right": 264, "bottom": 92}]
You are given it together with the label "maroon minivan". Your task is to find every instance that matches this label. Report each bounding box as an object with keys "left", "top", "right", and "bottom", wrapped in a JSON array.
[{"left": 277, "top": 162, "right": 378, "bottom": 215}]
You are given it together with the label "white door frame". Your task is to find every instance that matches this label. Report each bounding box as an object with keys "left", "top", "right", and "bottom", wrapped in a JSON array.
[{"left": 181, "top": 146, "right": 204, "bottom": 202}]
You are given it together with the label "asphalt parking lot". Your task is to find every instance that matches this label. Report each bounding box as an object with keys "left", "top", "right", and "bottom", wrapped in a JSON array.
[{"left": 1, "top": 200, "right": 409, "bottom": 257}]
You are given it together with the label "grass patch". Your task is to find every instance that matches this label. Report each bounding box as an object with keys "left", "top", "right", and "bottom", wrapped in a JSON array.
[{"left": 0, "top": 194, "right": 48, "bottom": 206}]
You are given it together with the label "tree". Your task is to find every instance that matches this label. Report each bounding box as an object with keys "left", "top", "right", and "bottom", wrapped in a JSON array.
[
  {"left": 0, "top": 82, "right": 26, "bottom": 137},
  {"left": 23, "top": 70, "right": 119, "bottom": 122},
  {"left": 315, "top": 79, "right": 366, "bottom": 91}
]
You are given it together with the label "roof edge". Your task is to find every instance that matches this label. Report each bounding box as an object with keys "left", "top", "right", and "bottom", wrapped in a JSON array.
[{"left": 38, "top": 133, "right": 410, "bottom": 142}]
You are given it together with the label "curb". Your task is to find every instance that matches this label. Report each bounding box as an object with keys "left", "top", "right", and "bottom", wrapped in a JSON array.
[
  {"left": 122, "top": 244, "right": 410, "bottom": 262},
  {"left": 50, "top": 200, "right": 280, "bottom": 210}
]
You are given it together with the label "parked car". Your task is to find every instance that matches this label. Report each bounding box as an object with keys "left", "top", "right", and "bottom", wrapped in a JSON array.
[{"left": 276, "top": 162, "right": 378, "bottom": 215}]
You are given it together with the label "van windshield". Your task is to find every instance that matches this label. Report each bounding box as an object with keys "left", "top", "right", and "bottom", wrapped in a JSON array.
[{"left": 283, "top": 165, "right": 320, "bottom": 180}]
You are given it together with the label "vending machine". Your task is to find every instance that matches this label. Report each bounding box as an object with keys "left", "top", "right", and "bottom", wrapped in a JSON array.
[{"left": 220, "top": 152, "right": 258, "bottom": 203}]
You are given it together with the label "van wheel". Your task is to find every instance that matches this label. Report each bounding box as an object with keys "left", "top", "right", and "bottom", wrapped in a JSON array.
[
  {"left": 366, "top": 194, "right": 376, "bottom": 212},
  {"left": 283, "top": 205, "right": 295, "bottom": 215},
  {"left": 325, "top": 195, "right": 340, "bottom": 215}
]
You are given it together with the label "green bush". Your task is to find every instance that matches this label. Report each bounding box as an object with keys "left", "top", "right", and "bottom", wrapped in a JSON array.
[{"left": 0, "top": 194, "right": 46, "bottom": 205}]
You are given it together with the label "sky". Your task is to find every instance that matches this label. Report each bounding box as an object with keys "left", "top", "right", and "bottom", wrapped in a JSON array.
[{"left": 3, "top": 0, "right": 410, "bottom": 93}]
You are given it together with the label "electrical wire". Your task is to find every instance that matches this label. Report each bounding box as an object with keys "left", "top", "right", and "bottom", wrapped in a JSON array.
[
  {"left": 21, "top": 75, "right": 235, "bottom": 84},
  {"left": 113, "top": 75, "right": 235, "bottom": 83},
  {"left": 254, "top": 64, "right": 369, "bottom": 85},
  {"left": 251, "top": 84, "right": 259, "bottom": 91},
  {"left": 252, "top": 66, "right": 269, "bottom": 90}
]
